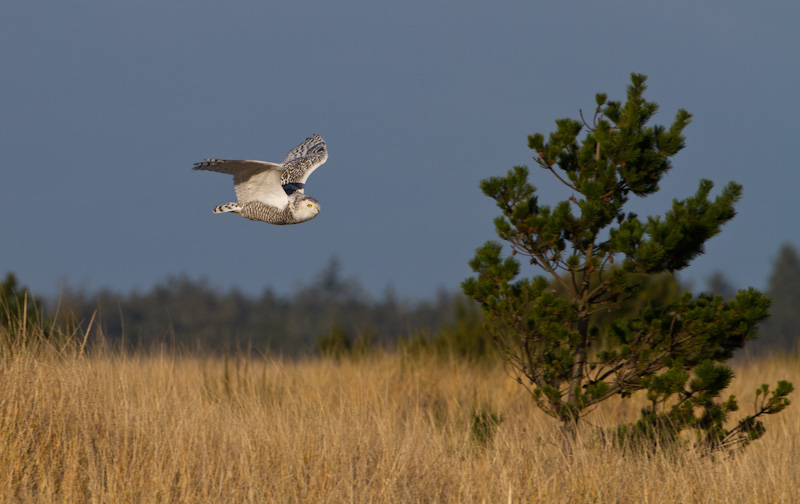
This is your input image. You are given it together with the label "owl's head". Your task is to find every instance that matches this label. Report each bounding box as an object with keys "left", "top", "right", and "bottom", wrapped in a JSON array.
[{"left": 293, "top": 196, "right": 321, "bottom": 222}]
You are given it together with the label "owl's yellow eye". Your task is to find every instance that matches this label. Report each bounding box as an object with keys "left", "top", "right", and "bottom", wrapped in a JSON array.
[{"left": 307, "top": 204, "right": 313, "bottom": 208}]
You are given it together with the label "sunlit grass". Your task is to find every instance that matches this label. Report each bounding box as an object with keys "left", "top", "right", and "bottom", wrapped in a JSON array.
[{"left": 1, "top": 331, "right": 798, "bottom": 502}]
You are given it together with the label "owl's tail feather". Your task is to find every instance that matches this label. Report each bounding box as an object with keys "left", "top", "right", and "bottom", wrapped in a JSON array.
[{"left": 213, "top": 202, "right": 242, "bottom": 214}]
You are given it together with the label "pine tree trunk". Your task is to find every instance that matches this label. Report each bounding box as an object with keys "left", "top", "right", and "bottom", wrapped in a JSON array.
[{"left": 564, "top": 314, "right": 589, "bottom": 439}]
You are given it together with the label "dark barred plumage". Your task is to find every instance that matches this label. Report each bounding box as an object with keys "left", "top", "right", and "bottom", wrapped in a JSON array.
[
  {"left": 238, "top": 196, "right": 320, "bottom": 225},
  {"left": 193, "top": 158, "right": 230, "bottom": 172},
  {"left": 279, "top": 134, "right": 328, "bottom": 192}
]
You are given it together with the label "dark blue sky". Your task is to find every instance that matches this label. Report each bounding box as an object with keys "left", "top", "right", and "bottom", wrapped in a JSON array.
[{"left": 2, "top": 1, "right": 798, "bottom": 300}]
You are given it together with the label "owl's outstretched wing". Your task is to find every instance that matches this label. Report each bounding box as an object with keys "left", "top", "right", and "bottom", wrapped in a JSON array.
[
  {"left": 280, "top": 134, "right": 328, "bottom": 193},
  {"left": 193, "top": 159, "right": 288, "bottom": 208}
]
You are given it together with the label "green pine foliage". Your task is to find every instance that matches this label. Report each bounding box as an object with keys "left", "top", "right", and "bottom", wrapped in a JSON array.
[
  {"left": 0, "top": 272, "right": 88, "bottom": 355},
  {"left": 462, "top": 73, "right": 792, "bottom": 450},
  {"left": 1, "top": 273, "right": 51, "bottom": 349},
  {"left": 1, "top": 273, "right": 42, "bottom": 331}
]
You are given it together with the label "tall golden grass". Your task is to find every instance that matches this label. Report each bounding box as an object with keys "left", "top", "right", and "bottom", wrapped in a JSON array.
[{"left": 1, "top": 334, "right": 798, "bottom": 503}]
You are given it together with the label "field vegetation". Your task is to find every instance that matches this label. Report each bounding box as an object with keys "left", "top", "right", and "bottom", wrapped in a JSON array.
[{"left": 1, "top": 320, "right": 798, "bottom": 503}]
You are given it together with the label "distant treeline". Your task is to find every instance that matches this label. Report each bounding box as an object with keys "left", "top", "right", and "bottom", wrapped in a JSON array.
[
  {"left": 4, "top": 244, "right": 799, "bottom": 357},
  {"left": 50, "top": 259, "right": 473, "bottom": 356}
]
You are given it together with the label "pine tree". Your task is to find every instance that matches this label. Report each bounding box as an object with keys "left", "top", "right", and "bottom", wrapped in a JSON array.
[
  {"left": 1, "top": 273, "right": 44, "bottom": 333},
  {"left": 462, "top": 74, "right": 792, "bottom": 449}
]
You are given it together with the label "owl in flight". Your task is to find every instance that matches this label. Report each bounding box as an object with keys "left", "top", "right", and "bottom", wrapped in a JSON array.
[{"left": 193, "top": 134, "right": 328, "bottom": 225}]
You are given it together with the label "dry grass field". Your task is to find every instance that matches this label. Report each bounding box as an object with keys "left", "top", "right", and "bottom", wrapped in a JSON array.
[{"left": 1, "top": 341, "right": 798, "bottom": 503}]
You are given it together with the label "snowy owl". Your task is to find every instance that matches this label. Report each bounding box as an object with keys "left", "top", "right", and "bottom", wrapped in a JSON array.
[{"left": 193, "top": 134, "right": 328, "bottom": 225}]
